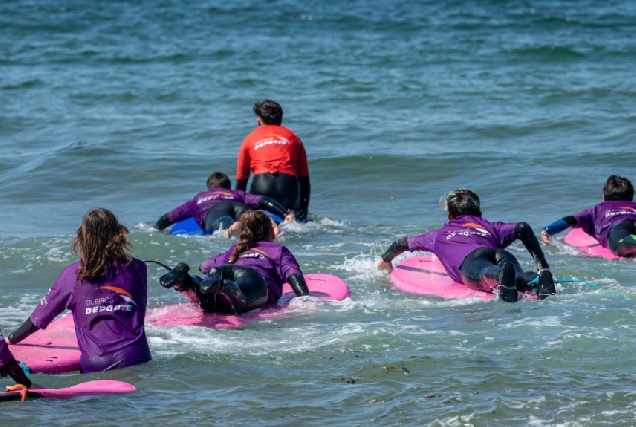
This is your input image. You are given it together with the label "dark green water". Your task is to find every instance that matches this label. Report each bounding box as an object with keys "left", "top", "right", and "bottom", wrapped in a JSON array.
[{"left": 2, "top": 1, "right": 636, "bottom": 425}]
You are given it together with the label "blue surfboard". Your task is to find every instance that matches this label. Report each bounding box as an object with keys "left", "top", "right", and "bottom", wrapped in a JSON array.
[{"left": 169, "top": 212, "right": 283, "bottom": 236}]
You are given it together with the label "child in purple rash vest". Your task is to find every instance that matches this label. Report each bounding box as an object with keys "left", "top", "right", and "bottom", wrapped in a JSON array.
[
  {"left": 377, "top": 189, "right": 556, "bottom": 302},
  {"left": 159, "top": 210, "right": 310, "bottom": 314},
  {"left": 6, "top": 208, "right": 151, "bottom": 374},
  {"left": 154, "top": 171, "right": 292, "bottom": 235},
  {"left": 541, "top": 175, "right": 636, "bottom": 258}
]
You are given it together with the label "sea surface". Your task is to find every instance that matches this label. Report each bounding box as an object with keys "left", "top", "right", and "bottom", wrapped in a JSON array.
[{"left": 2, "top": 0, "right": 636, "bottom": 425}]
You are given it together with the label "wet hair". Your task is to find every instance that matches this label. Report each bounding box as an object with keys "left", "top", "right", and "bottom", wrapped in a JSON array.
[
  {"left": 207, "top": 172, "right": 231, "bottom": 190},
  {"left": 253, "top": 99, "right": 283, "bottom": 125},
  {"left": 445, "top": 189, "right": 481, "bottom": 218},
  {"left": 73, "top": 208, "right": 132, "bottom": 281},
  {"left": 603, "top": 175, "right": 634, "bottom": 201},
  {"left": 229, "top": 211, "right": 273, "bottom": 263}
]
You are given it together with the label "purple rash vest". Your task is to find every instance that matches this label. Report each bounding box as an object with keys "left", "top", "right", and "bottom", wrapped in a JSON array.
[
  {"left": 200, "top": 241, "right": 303, "bottom": 305},
  {"left": 167, "top": 187, "right": 262, "bottom": 229},
  {"left": 407, "top": 215, "right": 518, "bottom": 283},
  {"left": 570, "top": 200, "right": 636, "bottom": 248},
  {"left": 29, "top": 258, "right": 149, "bottom": 365},
  {"left": 0, "top": 328, "right": 16, "bottom": 366}
]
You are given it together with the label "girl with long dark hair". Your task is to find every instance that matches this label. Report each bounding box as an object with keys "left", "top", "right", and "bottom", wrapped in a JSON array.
[
  {"left": 161, "top": 210, "right": 309, "bottom": 313},
  {"left": 6, "top": 208, "right": 151, "bottom": 373}
]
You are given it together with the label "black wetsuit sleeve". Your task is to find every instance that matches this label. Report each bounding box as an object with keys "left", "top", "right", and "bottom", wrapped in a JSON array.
[
  {"left": 232, "top": 203, "right": 249, "bottom": 221},
  {"left": 154, "top": 214, "right": 172, "bottom": 230},
  {"left": 0, "top": 358, "right": 31, "bottom": 387},
  {"left": 258, "top": 196, "right": 288, "bottom": 220},
  {"left": 381, "top": 236, "right": 409, "bottom": 262},
  {"left": 562, "top": 216, "right": 578, "bottom": 226},
  {"left": 297, "top": 176, "right": 311, "bottom": 222},
  {"left": 8, "top": 318, "right": 39, "bottom": 344},
  {"left": 236, "top": 179, "right": 248, "bottom": 192},
  {"left": 288, "top": 274, "right": 310, "bottom": 297},
  {"left": 514, "top": 222, "right": 550, "bottom": 270}
]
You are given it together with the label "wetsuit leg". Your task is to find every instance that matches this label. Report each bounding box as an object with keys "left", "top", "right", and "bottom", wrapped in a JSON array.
[
  {"left": 80, "top": 339, "right": 152, "bottom": 374},
  {"left": 205, "top": 202, "right": 248, "bottom": 233},
  {"left": 250, "top": 173, "right": 299, "bottom": 211},
  {"left": 607, "top": 220, "right": 636, "bottom": 257},
  {"left": 204, "top": 214, "right": 234, "bottom": 233},
  {"left": 198, "top": 265, "right": 269, "bottom": 314},
  {"left": 461, "top": 248, "right": 524, "bottom": 301}
]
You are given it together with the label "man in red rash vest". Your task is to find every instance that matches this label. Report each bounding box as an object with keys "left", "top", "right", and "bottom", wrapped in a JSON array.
[{"left": 235, "top": 100, "right": 311, "bottom": 222}]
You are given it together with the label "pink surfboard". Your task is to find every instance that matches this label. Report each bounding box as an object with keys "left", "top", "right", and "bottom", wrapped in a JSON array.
[
  {"left": 147, "top": 273, "right": 350, "bottom": 328},
  {"left": 391, "top": 256, "right": 536, "bottom": 300},
  {"left": 0, "top": 380, "right": 135, "bottom": 402},
  {"left": 563, "top": 228, "right": 619, "bottom": 260},
  {"left": 10, "top": 314, "right": 81, "bottom": 374}
]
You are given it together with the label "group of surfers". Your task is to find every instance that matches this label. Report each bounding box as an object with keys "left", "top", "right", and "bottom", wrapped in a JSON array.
[{"left": 2, "top": 99, "right": 636, "bottom": 399}]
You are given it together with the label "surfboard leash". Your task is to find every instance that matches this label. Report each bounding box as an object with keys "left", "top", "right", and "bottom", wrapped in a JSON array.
[
  {"left": 143, "top": 260, "right": 172, "bottom": 271},
  {"left": 528, "top": 277, "right": 631, "bottom": 306},
  {"left": 556, "top": 279, "right": 630, "bottom": 306}
]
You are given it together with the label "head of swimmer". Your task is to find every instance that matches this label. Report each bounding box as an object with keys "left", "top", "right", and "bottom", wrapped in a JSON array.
[
  {"left": 73, "top": 208, "right": 132, "bottom": 281},
  {"left": 254, "top": 99, "right": 283, "bottom": 126},
  {"left": 239, "top": 210, "right": 275, "bottom": 243},
  {"left": 444, "top": 189, "right": 482, "bottom": 220},
  {"left": 603, "top": 175, "right": 634, "bottom": 202},
  {"left": 229, "top": 211, "right": 275, "bottom": 262},
  {"left": 207, "top": 172, "right": 232, "bottom": 190}
]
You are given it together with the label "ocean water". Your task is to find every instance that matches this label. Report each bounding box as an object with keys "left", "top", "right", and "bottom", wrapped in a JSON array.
[{"left": 2, "top": 0, "right": 636, "bottom": 425}]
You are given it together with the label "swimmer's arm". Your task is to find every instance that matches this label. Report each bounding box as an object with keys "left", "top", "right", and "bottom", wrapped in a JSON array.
[
  {"left": 0, "top": 358, "right": 32, "bottom": 388},
  {"left": 288, "top": 274, "right": 310, "bottom": 297},
  {"left": 378, "top": 236, "right": 409, "bottom": 269},
  {"left": 236, "top": 179, "right": 248, "bottom": 192},
  {"left": 514, "top": 222, "right": 550, "bottom": 271},
  {"left": 6, "top": 318, "right": 39, "bottom": 345},
  {"left": 279, "top": 248, "right": 308, "bottom": 296},
  {"left": 22, "top": 271, "right": 74, "bottom": 334},
  {"left": 541, "top": 216, "right": 578, "bottom": 244},
  {"left": 297, "top": 177, "right": 311, "bottom": 222},
  {"left": 258, "top": 196, "right": 288, "bottom": 220},
  {"left": 154, "top": 214, "right": 172, "bottom": 230},
  {"left": 156, "top": 199, "right": 197, "bottom": 230}
]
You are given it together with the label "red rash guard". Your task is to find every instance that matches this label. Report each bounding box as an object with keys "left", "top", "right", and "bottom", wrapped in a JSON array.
[{"left": 236, "top": 125, "right": 310, "bottom": 179}]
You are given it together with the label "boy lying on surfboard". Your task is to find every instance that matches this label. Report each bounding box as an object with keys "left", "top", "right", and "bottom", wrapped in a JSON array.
[
  {"left": 378, "top": 189, "right": 556, "bottom": 302},
  {"left": 154, "top": 172, "right": 292, "bottom": 236},
  {"left": 541, "top": 174, "right": 636, "bottom": 258}
]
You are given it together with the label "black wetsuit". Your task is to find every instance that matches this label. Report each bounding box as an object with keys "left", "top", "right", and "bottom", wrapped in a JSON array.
[
  {"left": 460, "top": 247, "right": 537, "bottom": 294},
  {"left": 160, "top": 263, "right": 309, "bottom": 314},
  {"left": 204, "top": 202, "right": 250, "bottom": 233},
  {"left": 459, "top": 222, "right": 550, "bottom": 297},
  {"left": 237, "top": 174, "right": 311, "bottom": 221},
  {"left": 607, "top": 220, "right": 636, "bottom": 257}
]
